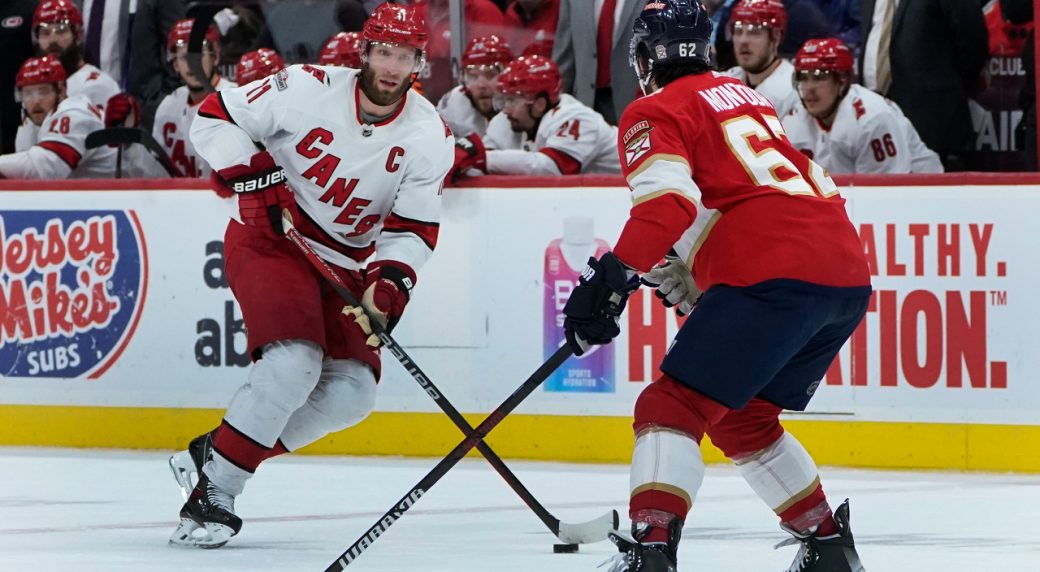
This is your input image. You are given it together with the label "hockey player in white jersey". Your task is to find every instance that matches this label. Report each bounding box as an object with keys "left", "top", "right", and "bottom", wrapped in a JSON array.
[
  {"left": 436, "top": 35, "right": 514, "bottom": 137},
  {"left": 32, "top": 1, "right": 120, "bottom": 116},
  {"left": 168, "top": 2, "right": 454, "bottom": 548},
  {"left": 782, "top": 38, "right": 943, "bottom": 174},
  {"left": 0, "top": 56, "right": 116, "bottom": 179},
  {"left": 722, "top": 0, "right": 799, "bottom": 119},
  {"left": 152, "top": 19, "right": 237, "bottom": 178},
  {"left": 453, "top": 55, "right": 620, "bottom": 177},
  {"left": 15, "top": 0, "right": 122, "bottom": 152}
]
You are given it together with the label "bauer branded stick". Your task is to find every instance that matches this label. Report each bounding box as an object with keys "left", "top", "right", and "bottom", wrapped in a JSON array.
[
  {"left": 325, "top": 344, "right": 574, "bottom": 571},
  {"left": 281, "top": 212, "right": 618, "bottom": 546}
]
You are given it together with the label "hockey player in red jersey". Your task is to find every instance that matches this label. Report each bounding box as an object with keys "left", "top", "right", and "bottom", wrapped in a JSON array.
[
  {"left": 436, "top": 35, "right": 514, "bottom": 137},
  {"left": 167, "top": 2, "right": 454, "bottom": 548},
  {"left": 562, "top": 2, "right": 870, "bottom": 571}
]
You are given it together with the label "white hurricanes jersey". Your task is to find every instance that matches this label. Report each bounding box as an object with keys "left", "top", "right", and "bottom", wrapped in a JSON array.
[
  {"left": 0, "top": 94, "right": 116, "bottom": 179},
  {"left": 724, "top": 59, "right": 799, "bottom": 119},
  {"left": 67, "top": 63, "right": 121, "bottom": 113},
  {"left": 436, "top": 86, "right": 490, "bottom": 137},
  {"left": 781, "top": 84, "right": 943, "bottom": 174},
  {"left": 154, "top": 77, "right": 237, "bottom": 178},
  {"left": 483, "top": 93, "right": 620, "bottom": 174},
  {"left": 14, "top": 118, "right": 39, "bottom": 152},
  {"left": 190, "top": 65, "right": 455, "bottom": 274}
]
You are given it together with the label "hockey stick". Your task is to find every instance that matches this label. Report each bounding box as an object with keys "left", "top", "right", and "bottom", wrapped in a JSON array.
[
  {"left": 280, "top": 212, "right": 618, "bottom": 546},
  {"left": 85, "top": 127, "right": 182, "bottom": 177},
  {"left": 326, "top": 345, "right": 575, "bottom": 571}
]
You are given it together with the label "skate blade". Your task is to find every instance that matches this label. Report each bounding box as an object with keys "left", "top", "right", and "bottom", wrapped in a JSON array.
[
  {"left": 168, "top": 452, "right": 196, "bottom": 501},
  {"left": 168, "top": 518, "right": 235, "bottom": 549}
]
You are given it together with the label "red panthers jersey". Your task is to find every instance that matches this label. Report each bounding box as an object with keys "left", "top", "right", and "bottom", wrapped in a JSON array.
[{"left": 613, "top": 72, "right": 870, "bottom": 291}]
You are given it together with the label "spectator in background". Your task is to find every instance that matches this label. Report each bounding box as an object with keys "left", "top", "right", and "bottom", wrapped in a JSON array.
[
  {"left": 553, "top": 0, "right": 644, "bottom": 125},
  {"left": 127, "top": 0, "right": 185, "bottom": 132},
  {"left": 452, "top": 55, "right": 620, "bottom": 177},
  {"left": 503, "top": 0, "right": 559, "bottom": 57},
  {"left": 783, "top": 38, "right": 943, "bottom": 174},
  {"left": 437, "top": 35, "right": 513, "bottom": 137},
  {"left": 1002, "top": 0, "right": 1035, "bottom": 170},
  {"left": 0, "top": 0, "right": 38, "bottom": 154},
  {"left": 0, "top": 56, "right": 116, "bottom": 179},
  {"left": 318, "top": 31, "right": 364, "bottom": 68},
  {"left": 152, "top": 19, "right": 236, "bottom": 178},
  {"left": 723, "top": 0, "right": 800, "bottom": 118},
  {"left": 861, "top": 0, "right": 987, "bottom": 170},
  {"left": 235, "top": 48, "right": 284, "bottom": 85}
]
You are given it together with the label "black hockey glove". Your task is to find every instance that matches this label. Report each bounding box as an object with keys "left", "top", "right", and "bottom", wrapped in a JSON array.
[{"left": 563, "top": 252, "right": 638, "bottom": 356}]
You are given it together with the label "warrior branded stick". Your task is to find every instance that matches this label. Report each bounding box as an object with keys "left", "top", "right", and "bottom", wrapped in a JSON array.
[
  {"left": 281, "top": 212, "right": 618, "bottom": 547},
  {"left": 85, "top": 127, "right": 182, "bottom": 177},
  {"left": 325, "top": 345, "right": 574, "bottom": 571}
]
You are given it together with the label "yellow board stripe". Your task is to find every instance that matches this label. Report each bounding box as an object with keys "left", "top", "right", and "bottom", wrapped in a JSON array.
[{"left": 1, "top": 405, "right": 1038, "bottom": 473}]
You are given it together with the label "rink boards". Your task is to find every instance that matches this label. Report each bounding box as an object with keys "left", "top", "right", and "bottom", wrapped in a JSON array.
[{"left": 1, "top": 174, "right": 1038, "bottom": 472}]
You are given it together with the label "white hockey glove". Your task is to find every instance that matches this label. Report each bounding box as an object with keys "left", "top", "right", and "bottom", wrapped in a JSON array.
[{"left": 640, "top": 253, "right": 701, "bottom": 316}]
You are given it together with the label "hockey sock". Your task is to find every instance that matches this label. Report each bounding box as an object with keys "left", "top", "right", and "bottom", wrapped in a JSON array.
[
  {"left": 729, "top": 432, "right": 836, "bottom": 535},
  {"left": 629, "top": 374, "right": 730, "bottom": 543},
  {"left": 260, "top": 439, "right": 289, "bottom": 461}
]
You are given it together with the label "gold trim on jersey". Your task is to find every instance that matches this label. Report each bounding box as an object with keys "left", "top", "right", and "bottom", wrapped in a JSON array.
[
  {"left": 626, "top": 153, "right": 691, "bottom": 183},
  {"left": 632, "top": 188, "right": 698, "bottom": 208}
]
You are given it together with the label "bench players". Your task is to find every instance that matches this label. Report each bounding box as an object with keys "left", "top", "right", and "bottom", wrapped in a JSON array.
[
  {"left": 722, "top": 0, "right": 799, "bottom": 118},
  {"left": 436, "top": 35, "right": 514, "bottom": 137},
  {"left": 452, "top": 54, "right": 620, "bottom": 177},
  {"left": 782, "top": 38, "right": 943, "bottom": 174}
]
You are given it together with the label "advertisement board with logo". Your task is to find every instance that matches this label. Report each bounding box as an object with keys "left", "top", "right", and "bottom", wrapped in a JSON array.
[{"left": 1, "top": 176, "right": 1037, "bottom": 472}]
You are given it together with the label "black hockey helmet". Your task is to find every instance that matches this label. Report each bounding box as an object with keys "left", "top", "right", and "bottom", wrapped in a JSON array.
[{"left": 630, "top": 0, "right": 713, "bottom": 93}]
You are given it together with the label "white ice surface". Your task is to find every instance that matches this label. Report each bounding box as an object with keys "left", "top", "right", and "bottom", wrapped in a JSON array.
[{"left": 1, "top": 448, "right": 1038, "bottom": 571}]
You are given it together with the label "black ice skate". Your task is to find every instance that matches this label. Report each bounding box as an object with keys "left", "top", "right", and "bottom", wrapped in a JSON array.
[
  {"left": 599, "top": 518, "right": 681, "bottom": 572},
  {"left": 168, "top": 473, "right": 242, "bottom": 548},
  {"left": 776, "top": 499, "right": 865, "bottom": 572},
  {"left": 169, "top": 431, "right": 213, "bottom": 500}
]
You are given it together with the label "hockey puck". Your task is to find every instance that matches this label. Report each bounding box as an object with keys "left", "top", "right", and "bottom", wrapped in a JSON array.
[{"left": 553, "top": 543, "right": 579, "bottom": 554}]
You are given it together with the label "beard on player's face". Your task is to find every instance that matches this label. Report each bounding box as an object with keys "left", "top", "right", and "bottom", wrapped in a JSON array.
[
  {"left": 360, "top": 63, "right": 410, "bottom": 107},
  {"left": 38, "top": 41, "right": 81, "bottom": 76}
]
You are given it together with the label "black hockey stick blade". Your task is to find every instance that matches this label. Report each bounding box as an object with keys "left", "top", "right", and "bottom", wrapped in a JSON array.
[
  {"left": 281, "top": 211, "right": 617, "bottom": 545},
  {"left": 85, "top": 127, "right": 182, "bottom": 177},
  {"left": 325, "top": 344, "right": 574, "bottom": 571}
]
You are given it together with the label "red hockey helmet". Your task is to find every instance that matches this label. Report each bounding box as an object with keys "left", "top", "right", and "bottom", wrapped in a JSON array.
[
  {"left": 497, "top": 55, "right": 561, "bottom": 102},
  {"left": 236, "top": 48, "right": 285, "bottom": 84},
  {"left": 730, "top": 0, "right": 788, "bottom": 36},
  {"left": 16, "top": 56, "right": 67, "bottom": 88},
  {"left": 794, "top": 38, "right": 854, "bottom": 77},
  {"left": 362, "top": 3, "right": 428, "bottom": 51},
  {"left": 167, "top": 18, "right": 221, "bottom": 58},
  {"left": 33, "top": 0, "right": 83, "bottom": 32},
  {"left": 319, "top": 32, "right": 364, "bottom": 68},
  {"left": 462, "top": 35, "right": 513, "bottom": 69}
]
